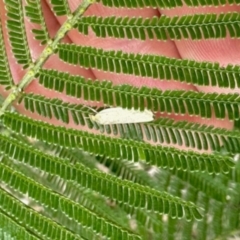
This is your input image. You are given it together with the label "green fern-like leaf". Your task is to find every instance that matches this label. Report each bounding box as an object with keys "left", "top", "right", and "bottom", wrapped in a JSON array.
[
  {"left": 0, "top": 181, "right": 83, "bottom": 239},
  {"left": 38, "top": 69, "right": 240, "bottom": 120},
  {"left": 57, "top": 44, "right": 240, "bottom": 89},
  {"left": 5, "top": 0, "right": 32, "bottom": 68},
  {"left": 50, "top": 0, "right": 71, "bottom": 16},
  {"left": 0, "top": 211, "right": 39, "bottom": 240},
  {"left": 97, "top": 0, "right": 240, "bottom": 8},
  {"left": 0, "top": 19, "right": 14, "bottom": 88},
  {"left": 20, "top": 92, "right": 240, "bottom": 154},
  {"left": 0, "top": 162, "right": 141, "bottom": 240},
  {"left": 0, "top": 0, "right": 240, "bottom": 239},
  {"left": 77, "top": 13, "right": 240, "bottom": 41},
  {"left": 0, "top": 133, "right": 203, "bottom": 221},
  {"left": 1, "top": 112, "right": 235, "bottom": 174},
  {"left": 25, "top": 0, "right": 50, "bottom": 45}
]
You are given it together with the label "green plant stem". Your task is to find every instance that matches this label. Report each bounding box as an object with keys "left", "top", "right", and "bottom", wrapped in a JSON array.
[{"left": 0, "top": 0, "right": 95, "bottom": 116}]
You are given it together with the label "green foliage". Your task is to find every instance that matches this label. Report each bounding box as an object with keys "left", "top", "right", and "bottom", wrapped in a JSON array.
[
  {"left": 0, "top": 164, "right": 83, "bottom": 239},
  {"left": 0, "top": 211, "right": 39, "bottom": 240},
  {"left": 5, "top": 0, "right": 32, "bottom": 68},
  {"left": 50, "top": 0, "right": 70, "bottom": 16},
  {"left": 37, "top": 69, "right": 240, "bottom": 121},
  {"left": 19, "top": 91, "right": 240, "bottom": 154},
  {"left": 25, "top": 0, "right": 50, "bottom": 45},
  {"left": 96, "top": 0, "right": 240, "bottom": 8},
  {"left": 0, "top": 20, "right": 13, "bottom": 88},
  {"left": 77, "top": 13, "right": 240, "bottom": 40},
  {"left": 0, "top": 0, "right": 239, "bottom": 239},
  {"left": 57, "top": 44, "right": 240, "bottom": 89},
  {"left": 1, "top": 111, "right": 236, "bottom": 174}
]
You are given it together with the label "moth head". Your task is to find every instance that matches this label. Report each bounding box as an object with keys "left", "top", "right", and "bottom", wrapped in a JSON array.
[{"left": 89, "top": 114, "right": 96, "bottom": 122}]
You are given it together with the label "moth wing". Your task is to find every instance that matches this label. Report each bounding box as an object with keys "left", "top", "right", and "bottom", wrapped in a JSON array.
[
  {"left": 126, "top": 109, "right": 153, "bottom": 123},
  {"left": 94, "top": 107, "right": 153, "bottom": 125},
  {"left": 94, "top": 110, "right": 116, "bottom": 124}
]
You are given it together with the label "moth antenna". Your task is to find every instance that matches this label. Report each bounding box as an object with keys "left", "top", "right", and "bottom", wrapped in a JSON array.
[{"left": 84, "top": 105, "right": 98, "bottom": 113}]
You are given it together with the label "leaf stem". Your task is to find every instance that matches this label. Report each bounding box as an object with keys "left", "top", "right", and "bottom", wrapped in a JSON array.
[{"left": 0, "top": 0, "right": 95, "bottom": 116}]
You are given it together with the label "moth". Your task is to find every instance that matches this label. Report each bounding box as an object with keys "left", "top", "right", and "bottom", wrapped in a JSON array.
[{"left": 89, "top": 107, "right": 154, "bottom": 125}]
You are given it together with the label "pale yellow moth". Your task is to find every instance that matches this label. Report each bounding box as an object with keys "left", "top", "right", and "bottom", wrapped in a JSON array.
[{"left": 89, "top": 107, "right": 154, "bottom": 125}]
